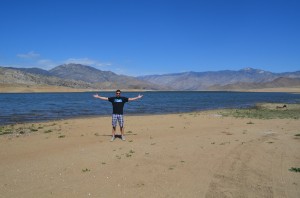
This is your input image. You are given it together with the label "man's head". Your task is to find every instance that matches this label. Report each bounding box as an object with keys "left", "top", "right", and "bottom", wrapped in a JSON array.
[{"left": 116, "top": 90, "right": 121, "bottom": 97}]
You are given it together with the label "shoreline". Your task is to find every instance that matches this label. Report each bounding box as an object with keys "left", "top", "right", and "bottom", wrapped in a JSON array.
[
  {"left": 1, "top": 102, "right": 299, "bottom": 132},
  {"left": 1, "top": 109, "right": 299, "bottom": 197},
  {"left": 1, "top": 84, "right": 300, "bottom": 94},
  {"left": 1, "top": 101, "right": 300, "bottom": 127},
  {"left": 0, "top": 109, "right": 219, "bottom": 127}
]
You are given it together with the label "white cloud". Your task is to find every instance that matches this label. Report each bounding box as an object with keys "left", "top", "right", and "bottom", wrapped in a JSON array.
[
  {"left": 17, "top": 51, "right": 40, "bottom": 59},
  {"left": 64, "top": 58, "right": 111, "bottom": 67}
]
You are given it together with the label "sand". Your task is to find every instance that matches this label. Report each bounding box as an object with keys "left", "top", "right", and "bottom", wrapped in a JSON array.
[
  {"left": 1, "top": 83, "right": 300, "bottom": 93},
  {"left": 0, "top": 112, "right": 300, "bottom": 198},
  {"left": 0, "top": 84, "right": 93, "bottom": 93}
]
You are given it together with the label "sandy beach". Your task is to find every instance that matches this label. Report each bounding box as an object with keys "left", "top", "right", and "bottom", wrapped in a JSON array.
[
  {"left": 1, "top": 83, "right": 300, "bottom": 93},
  {"left": 0, "top": 110, "right": 300, "bottom": 198}
]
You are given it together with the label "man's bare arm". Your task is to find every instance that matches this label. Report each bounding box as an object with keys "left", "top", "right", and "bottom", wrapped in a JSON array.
[
  {"left": 93, "top": 94, "right": 108, "bottom": 101},
  {"left": 129, "top": 94, "right": 143, "bottom": 101}
]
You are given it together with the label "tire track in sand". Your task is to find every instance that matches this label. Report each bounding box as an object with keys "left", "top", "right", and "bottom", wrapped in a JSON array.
[{"left": 205, "top": 133, "right": 282, "bottom": 198}]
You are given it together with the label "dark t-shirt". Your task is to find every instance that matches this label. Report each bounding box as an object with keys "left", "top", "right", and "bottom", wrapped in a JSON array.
[{"left": 108, "top": 97, "right": 129, "bottom": 115}]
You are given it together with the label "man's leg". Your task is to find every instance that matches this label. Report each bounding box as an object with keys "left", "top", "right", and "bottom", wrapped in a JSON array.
[
  {"left": 118, "top": 115, "right": 126, "bottom": 141},
  {"left": 120, "top": 126, "right": 125, "bottom": 140},
  {"left": 110, "top": 127, "right": 116, "bottom": 142},
  {"left": 111, "top": 115, "right": 117, "bottom": 141},
  {"left": 112, "top": 126, "right": 116, "bottom": 136},
  {"left": 120, "top": 126, "right": 124, "bottom": 135}
]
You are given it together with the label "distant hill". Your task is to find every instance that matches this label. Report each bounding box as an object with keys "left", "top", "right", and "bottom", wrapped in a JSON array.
[
  {"left": 49, "top": 64, "right": 164, "bottom": 90},
  {"left": 138, "top": 68, "right": 300, "bottom": 90},
  {"left": 0, "top": 64, "right": 164, "bottom": 91},
  {"left": 5, "top": 67, "right": 52, "bottom": 76},
  {"left": 1, "top": 65, "right": 300, "bottom": 92},
  {"left": 49, "top": 64, "right": 115, "bottom": 83},
  {"left": 0, "top": 67, "right": 94, "bottom": 89},
  {"left": 208, "top": 77, "right": 300, "bottom": 91}
]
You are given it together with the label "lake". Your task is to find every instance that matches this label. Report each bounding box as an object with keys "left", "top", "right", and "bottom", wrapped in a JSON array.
[{"left": 1, "top": 91, "right": 300, "bottom": 125}]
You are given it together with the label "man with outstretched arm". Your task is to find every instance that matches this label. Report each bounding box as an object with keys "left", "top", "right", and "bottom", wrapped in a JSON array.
[{"left": 93, "top": 89, "right": 143, "bottom": 141}]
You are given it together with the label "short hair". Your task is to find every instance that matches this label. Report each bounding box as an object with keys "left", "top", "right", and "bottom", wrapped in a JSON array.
[{"left": 116, "top": 89, "right": 121, "bottom": 93}]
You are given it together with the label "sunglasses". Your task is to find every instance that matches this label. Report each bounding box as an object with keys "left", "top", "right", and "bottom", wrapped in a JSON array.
[{"left": 116, "top": 92, "right": 121, "bottom": 95}]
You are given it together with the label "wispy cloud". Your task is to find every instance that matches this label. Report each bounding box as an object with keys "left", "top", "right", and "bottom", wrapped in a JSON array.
[
  {"left": 37, "top": 59, "right": 57, "bottom": 69},
  {"left": 17, "top": 51, "right": 40, "bottom": 59},
  {"left": 64, "top": 58, "right": 111, "bottom": 67}
]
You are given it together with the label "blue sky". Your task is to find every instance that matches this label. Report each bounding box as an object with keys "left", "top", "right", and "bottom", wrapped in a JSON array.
[{"left": 0, "top": 0, "right": 299, "bottom": 76}]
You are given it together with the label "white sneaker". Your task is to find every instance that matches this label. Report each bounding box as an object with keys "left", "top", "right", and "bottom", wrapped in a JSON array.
[
  {"left": 110, "top": 136, "right": 115, "bottom": 142},
  {"left": 121, "top": 135, "right": 126, "bottom": 141}
]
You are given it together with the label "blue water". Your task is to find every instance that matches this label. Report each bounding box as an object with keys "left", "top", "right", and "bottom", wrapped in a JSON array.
[{"left": 1, "top": 91, "right": 300, "bottom": 125}]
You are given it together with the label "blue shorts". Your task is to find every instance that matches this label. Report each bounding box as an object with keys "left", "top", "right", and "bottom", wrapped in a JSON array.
[{"left": 112, "top": 114, "right": 124, "bottom": 127}]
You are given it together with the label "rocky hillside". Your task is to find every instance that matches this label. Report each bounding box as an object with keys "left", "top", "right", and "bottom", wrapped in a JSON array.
[
  {"left": 1, "top": 65, "right": 300, "bottom": 91},
  {"left": 0, "top": 64, "right": 164, "bottom": 90},
  {"left": 138, "top": 68, "right": 300, "bottom": 90},
  {"left": 208, "top": 77, "right": 300, "bottom": 90},
  {"left": 49, "top": 64, "right": 116, "bottom": 83},
  {"left": 0, "top": 67, "right": 94, "bottom": 89},
  {"left": 49, "top": 64, "right": 164, "bottom": 90}
]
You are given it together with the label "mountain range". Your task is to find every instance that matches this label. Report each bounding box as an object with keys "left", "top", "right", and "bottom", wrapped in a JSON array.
[
  {"left": 1, "top": 64, "right": 300, "bottom": 91},
  {"left": 0, "top": 64, "right": 164, "bottom": 90},
  {"left": 138, "top": 68, "right": 300, "bottom": 90}
]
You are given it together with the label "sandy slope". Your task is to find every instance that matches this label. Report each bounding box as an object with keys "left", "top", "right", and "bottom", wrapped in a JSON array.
[
  {"left": 0, "top": 112, "right": 299, "bottom": 197},
  {"left": 1, "top": 84, "right": 300, "bottom": 93},
  {"left": 0, "top": 84, "right": 92, "bottom": 93}
]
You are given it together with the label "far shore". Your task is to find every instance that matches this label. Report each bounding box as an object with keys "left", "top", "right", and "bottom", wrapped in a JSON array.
[{"left": 0, "top": 84, "right": 300, "bottom": 93}]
